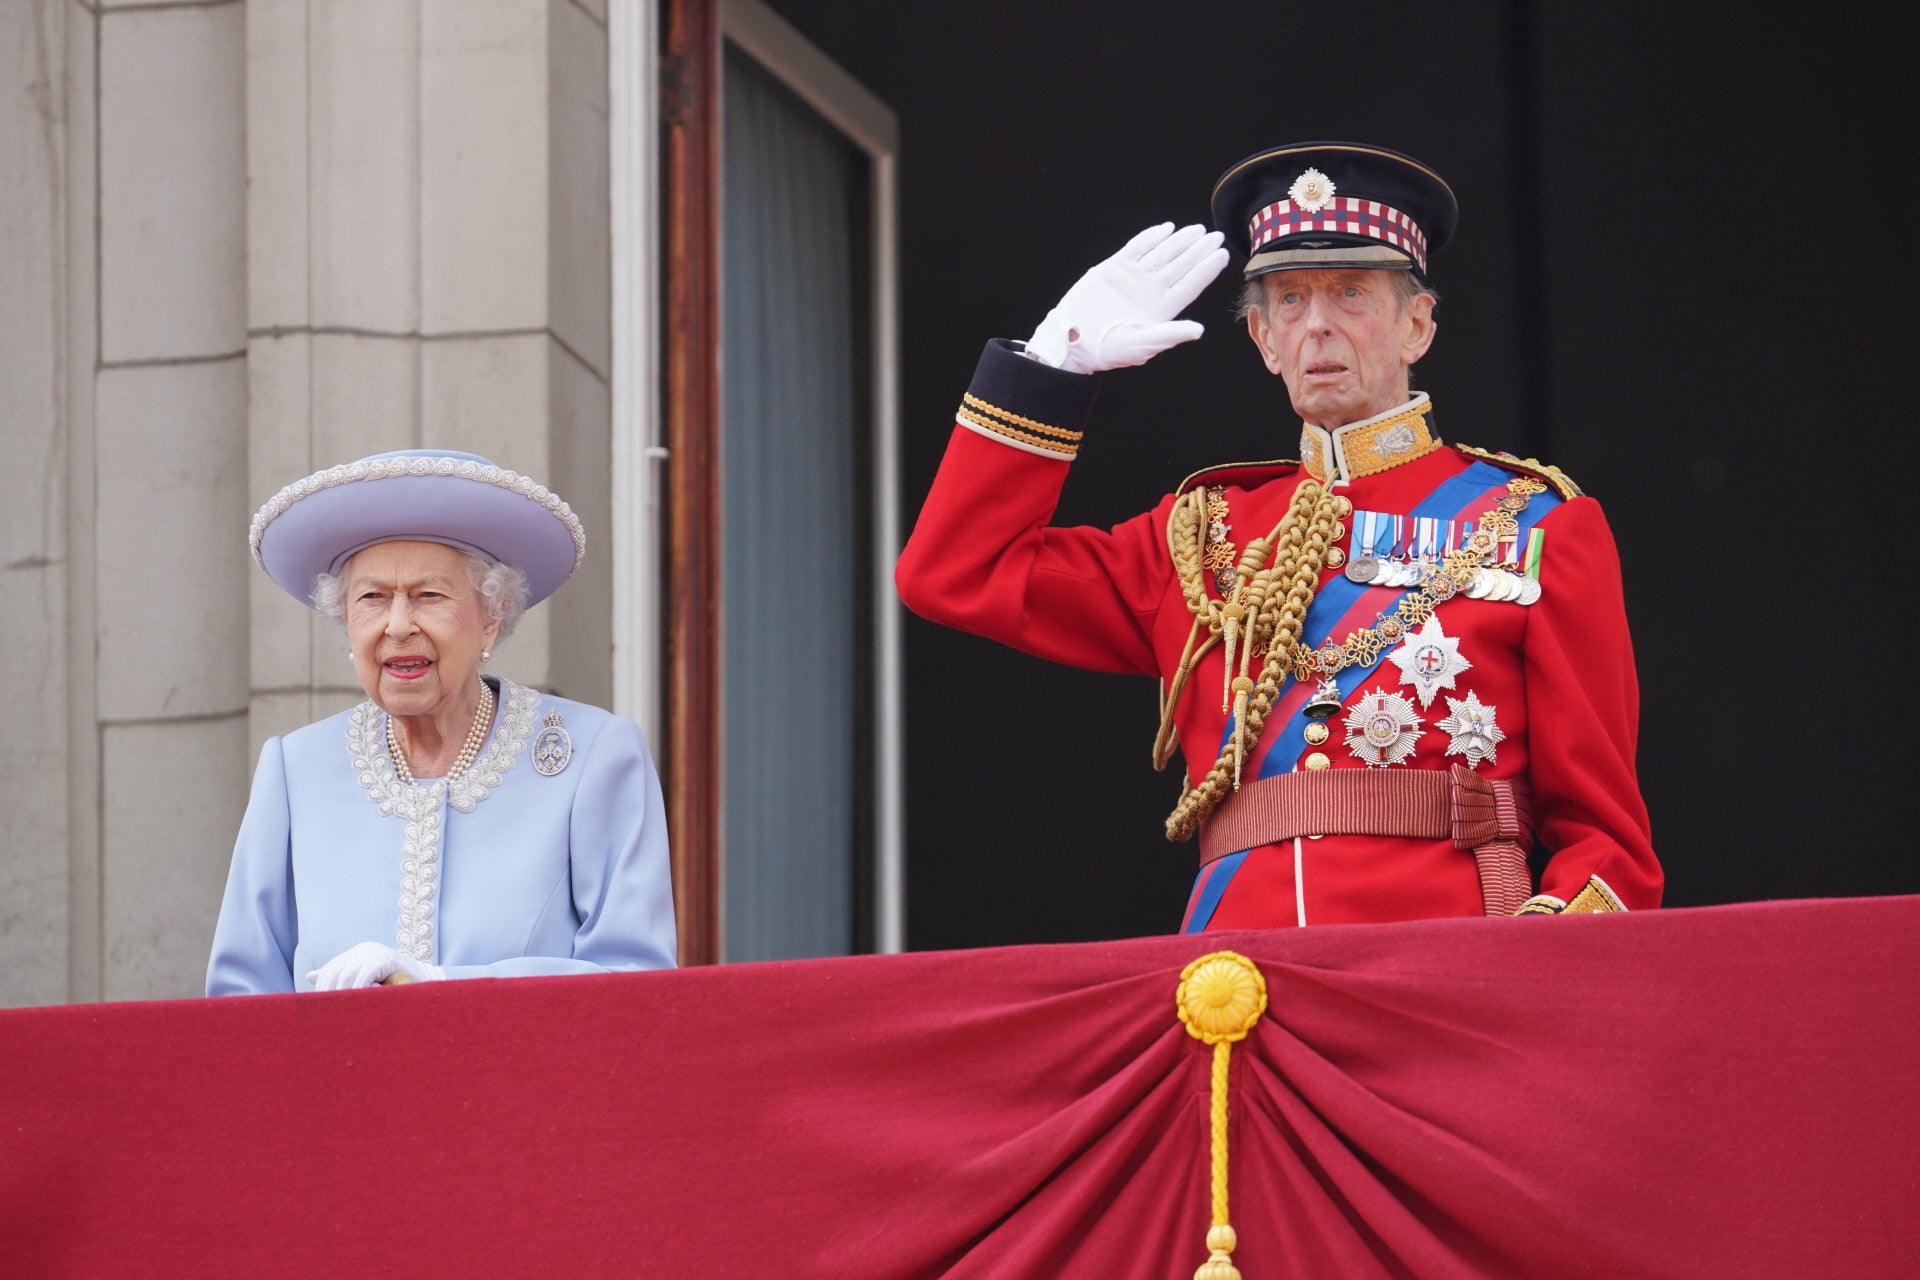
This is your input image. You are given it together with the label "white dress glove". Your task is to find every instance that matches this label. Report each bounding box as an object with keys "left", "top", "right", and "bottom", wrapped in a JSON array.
[
  {"left": 1025, "top": 222, "right": 1230, "bottom": 374},
  {"left": 307, "top": 941, "right": 445, "bottom": 990}
]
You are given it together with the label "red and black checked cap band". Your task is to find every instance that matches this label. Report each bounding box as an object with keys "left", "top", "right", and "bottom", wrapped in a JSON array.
[{"left": 1248, "top": 196, "right": 1429, "bottom": 274}]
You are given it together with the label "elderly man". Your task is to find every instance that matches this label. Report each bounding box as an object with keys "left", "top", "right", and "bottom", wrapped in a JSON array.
[{"left": 896, "top": 141, "right": 1662, "bottom": 931}]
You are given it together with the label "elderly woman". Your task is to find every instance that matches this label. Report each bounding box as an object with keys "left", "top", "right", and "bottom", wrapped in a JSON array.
[{"left": 207, "top": 449, "right": 677, "bottom": 994}]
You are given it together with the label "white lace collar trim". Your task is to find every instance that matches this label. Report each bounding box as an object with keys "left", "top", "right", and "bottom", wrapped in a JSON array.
[{"left": 343, "top": 677, "right": 542, "bottom": 961}]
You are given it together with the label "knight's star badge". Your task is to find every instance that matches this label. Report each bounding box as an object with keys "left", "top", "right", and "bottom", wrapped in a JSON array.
[
  {"left": 1437, "top": 690, "right": 1505, "bottom": 768},
  {"left": 1387, "top": 613, "right": 1471, "bottom": 709},
  {"left": 532, "top": 709, "right": 573, "bottom": 776},
  {"left": 1343, "top": 687, "right": 1423, "bottom": 767}
]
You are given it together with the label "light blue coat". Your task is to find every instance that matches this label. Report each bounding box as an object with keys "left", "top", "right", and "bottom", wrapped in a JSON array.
[{"left": 207, "top": 677, "right": 677, "bottom": 994}]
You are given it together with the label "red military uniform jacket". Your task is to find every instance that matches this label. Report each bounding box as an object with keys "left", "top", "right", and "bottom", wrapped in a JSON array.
[{"left": 896, "top": 340, "right": 1662, "bottom": 931}]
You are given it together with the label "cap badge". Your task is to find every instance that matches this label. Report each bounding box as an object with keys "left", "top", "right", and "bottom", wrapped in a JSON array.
[
  {"left": 1288, "top": 167, "right": 1336, "bottom": 213},
  {"left": 533, "top": 709, "right": 573, "bottom": 776}
]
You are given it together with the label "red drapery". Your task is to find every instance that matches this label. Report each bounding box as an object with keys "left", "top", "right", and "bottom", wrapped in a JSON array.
[{"left": 4, "top": 896, "right": 1916, "bottom": 1278}]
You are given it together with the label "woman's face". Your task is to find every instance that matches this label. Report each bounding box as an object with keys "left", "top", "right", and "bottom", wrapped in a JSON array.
[{"left": 343, "top": 540, "right": 499, "bottom": 722}]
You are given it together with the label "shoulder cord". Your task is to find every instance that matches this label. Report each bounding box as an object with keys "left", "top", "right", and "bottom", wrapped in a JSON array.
[{"left": 1158, "top": 480, "right": 1343, "bottom": 842}]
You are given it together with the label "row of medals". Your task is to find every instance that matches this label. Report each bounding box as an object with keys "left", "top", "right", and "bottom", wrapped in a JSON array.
[
  {"left": 1344, "top": 528, "right": 1540, "bottom": 605},
  {"left": 1203, "top": 488, "right": 1517, "bottom": 770},
  {"left": 1204, "top": 490, "right": 1540, "bottom": 607}
]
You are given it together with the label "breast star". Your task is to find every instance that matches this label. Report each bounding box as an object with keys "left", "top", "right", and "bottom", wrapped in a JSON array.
[
  {"left": 1437, "top": 690, "right": 1505, "bottom": 768},
  {"left": 1387, "top": 613, "right": 1471, "bottom": 709}
]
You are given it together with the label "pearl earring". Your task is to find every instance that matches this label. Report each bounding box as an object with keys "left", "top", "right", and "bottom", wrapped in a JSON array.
[
  {"left": 346, "top": 649, "right": 354, "bottom": 660},
  {"left": 481, "top": 649, "right": 491, "bottom": 661}
]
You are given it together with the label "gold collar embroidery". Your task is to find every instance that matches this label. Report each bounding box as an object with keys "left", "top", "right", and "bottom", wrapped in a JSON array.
[{"left": 1300, "top": 393, "right": 1439, "bottom": 485}]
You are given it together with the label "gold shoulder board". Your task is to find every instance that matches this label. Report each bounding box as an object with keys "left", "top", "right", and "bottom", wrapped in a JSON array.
[{"left": 1453, "top": 443, "right": 1583, "bottom": 500}]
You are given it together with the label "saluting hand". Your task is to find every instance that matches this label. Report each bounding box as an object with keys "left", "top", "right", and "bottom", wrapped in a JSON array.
[{"left": 1024, "top": 222, "right": 1229, "bottom": 375}]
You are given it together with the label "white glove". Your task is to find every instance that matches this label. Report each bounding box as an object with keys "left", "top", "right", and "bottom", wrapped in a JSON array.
[
  {"left": 306, "top": 941, "right": 445, "bottom": 990},
  {"left": 1025, "top": 222, "right": 1229, "bottom": 375}
]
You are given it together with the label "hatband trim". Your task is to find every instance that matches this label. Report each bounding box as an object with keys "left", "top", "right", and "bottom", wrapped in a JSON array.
[
  {"left": 1248, "top": 196, "right": 1429, "bottom": 272},
  {"left": 249, "top": 455, "right": 586, "bottom": 572}
]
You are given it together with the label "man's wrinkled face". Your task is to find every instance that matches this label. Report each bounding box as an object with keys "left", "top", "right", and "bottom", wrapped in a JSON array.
[{"left": 1246, "top": 268, "right": 1435, "bottom": 429}]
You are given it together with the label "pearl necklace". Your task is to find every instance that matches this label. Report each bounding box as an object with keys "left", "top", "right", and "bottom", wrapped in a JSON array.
[{"left": 387, "top": 681, "right": 495, "bottom": 786}]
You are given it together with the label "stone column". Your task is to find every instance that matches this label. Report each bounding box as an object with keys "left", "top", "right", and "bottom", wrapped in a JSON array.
[
  {"left": 97, "top": 0, "right": 253, "bottom": 1002},
  {"left": 0, "top": 0, "right": 256, "bottom": 1006},
  {"left": 0, "top": 0, "right": 78, "bottom": 1008}
]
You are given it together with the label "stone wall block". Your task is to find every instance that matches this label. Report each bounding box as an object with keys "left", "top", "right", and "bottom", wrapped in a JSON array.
[
  {"left": 0, "top": 561, "right": 69, "bottom": 1007},
  {"left": 99, "top": 4, "right": 245, "bottom": 362},
  {"left": 421, "top": 0, "right": 548, "bottom": 334},
  {"left": 248, "top": 333, "right": 315, "bottom": 690},
  {"left": 549, "top": 0, "right": 610, "bottom": 377},
  {"left": 247, "top": 688, "right": 315, "bottom": 769},
  {"left": 311, "top": 332, "right": 420, "bottom": 466},
  {"left": 546, "top": 337, "right": 613, "bottom": 706},
  {"left": 101, "top": 716, "right": 249, "bottom": 1002},
  {"left": 95, "top": 360, "right": 250, "bottom": 722},
  {"left": 246, "top": 0, "right": 311, "bottom": 329},
  {"left": 309, "top": 0, "right": 420, "bottom": 333},
  {"left": 0, "top": 0, "right": 75, "bottom": 1008},
  {"left": 420, "top": 332, "right": 550, "bottom": 474},
  {"left": 63, "top": 0, "right": 102, "bottom": 1006},
  {"left": 2, "top": 0, "right": 65, "bottom": 561}
]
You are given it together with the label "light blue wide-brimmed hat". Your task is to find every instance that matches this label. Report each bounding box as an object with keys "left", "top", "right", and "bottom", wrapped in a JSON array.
[{"left": 249, "top": 449, "right": 586, "bottom": 609}]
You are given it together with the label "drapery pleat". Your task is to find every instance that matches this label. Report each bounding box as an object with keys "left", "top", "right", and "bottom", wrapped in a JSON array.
[{"left": 3, "top": 896, "right": 1915, "bottom": 1278}]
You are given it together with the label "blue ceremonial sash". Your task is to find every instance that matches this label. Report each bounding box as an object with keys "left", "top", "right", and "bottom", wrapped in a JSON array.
[{"left": 1181, "top": 850, "right": 1247, "bottom": 934}]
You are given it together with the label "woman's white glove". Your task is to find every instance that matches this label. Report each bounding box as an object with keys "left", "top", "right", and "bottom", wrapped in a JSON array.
[
  {"left": 307, "top": 941, "right": 445, "bottom": 990},
  {"left": 1024, "top": 222, "right": 1230, "bottom": 375}
]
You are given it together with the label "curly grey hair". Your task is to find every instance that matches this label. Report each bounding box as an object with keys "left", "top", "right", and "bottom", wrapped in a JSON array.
[{"left": 311, "top": 547, "right": 531, "bottom": 643}]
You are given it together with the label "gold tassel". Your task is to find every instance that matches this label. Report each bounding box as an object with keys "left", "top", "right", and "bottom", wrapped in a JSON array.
[
  {"left": 1177, "top": 953, "right": 1269, "bottom": 1280},
  {"left": 1219, "top": 601, "right": 1245, "bottom": 713}
]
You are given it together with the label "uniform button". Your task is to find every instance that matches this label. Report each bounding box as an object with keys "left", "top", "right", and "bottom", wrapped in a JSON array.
[
  {"left": 1326, "top": 546, "right": 1347, "bottom": 568},
  {"left": 1303, "top": 721, "right": 1330, "bottom": 746},
  {"left": 1306, "top": 833, "right": 1324, "bottom": 840},
  {"left": 1304, "top": 752, "right": 1330, "bottom": 771}
]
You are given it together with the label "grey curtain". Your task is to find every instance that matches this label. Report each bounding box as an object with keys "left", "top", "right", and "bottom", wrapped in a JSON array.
[{"left": 720, "top": 47, "right": 863, "bottom": 961}]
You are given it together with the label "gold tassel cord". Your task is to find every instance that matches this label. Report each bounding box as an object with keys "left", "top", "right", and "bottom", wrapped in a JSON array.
[
  {"left": 1177, "top": 952, "right": 1270, "bottom": 1280},
  {"left": 1163, "top": 482, "right": 1345, "bottom": 842},
  {"left": 1154, "top": 618, "right": 1218, "bottom": 772}
]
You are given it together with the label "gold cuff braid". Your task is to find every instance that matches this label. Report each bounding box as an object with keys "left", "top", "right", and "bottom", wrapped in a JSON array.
[
  {"left": 1516, "top": 875, "right": 1627, "bottom": 915},
  {"left": 959, "top": 392, "right": 1083, "bottom": 457}
]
